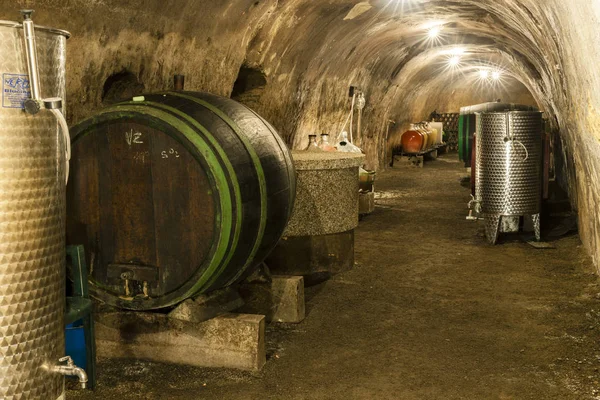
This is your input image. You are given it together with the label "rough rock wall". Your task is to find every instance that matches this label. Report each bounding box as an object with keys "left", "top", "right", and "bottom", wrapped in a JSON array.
[
  {"left": 0, "top": 0, "right": 598, "bottom": 267},
  {"left": 3, "top": 0, "right": 277, "bottom": 124},
  {"left": 545, "top": 1, "right": 600, "bottom": 269}
]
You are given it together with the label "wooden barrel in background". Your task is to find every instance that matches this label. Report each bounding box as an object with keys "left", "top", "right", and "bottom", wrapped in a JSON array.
[{"left": 67, "top": 91, "right": 296, "bottom": 310}]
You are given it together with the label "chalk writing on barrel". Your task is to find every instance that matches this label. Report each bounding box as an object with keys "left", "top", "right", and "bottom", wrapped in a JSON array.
[
  {"left": 125, "top": 129, "right": 144, "bottom": 146},
  {"left": 161, "top": 148, "right": 180, "bottom": 159}
]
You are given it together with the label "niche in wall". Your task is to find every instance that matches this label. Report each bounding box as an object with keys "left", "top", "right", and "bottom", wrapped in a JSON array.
[
  {"left": 231, "top": 65, "right": 267, "bottom": 107},
  {"left": 102, "top": 71, "right": 145, "bottom": 105}
]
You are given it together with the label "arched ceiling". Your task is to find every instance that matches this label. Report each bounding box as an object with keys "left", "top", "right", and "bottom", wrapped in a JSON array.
[
  {"left": 5, "top": 0, "right": 599, "bottom": 266},
  {"left": 240, "top": 0, "right": 599, "bottom": 267},
  {"left": 243, "top": 0, "right": 551, "bottom": 158}
]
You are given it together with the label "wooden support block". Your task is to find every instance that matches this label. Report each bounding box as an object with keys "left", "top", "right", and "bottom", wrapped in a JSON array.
[
  {"left": 359, "top": 191, "right": 375, "bottom": 215},
  {"left": 239, "top": 276, "right": 305, "bottom": 323},
  {"left": 96, "top": 312, "right": 266, "bottom": 371},
  {"left": 168, "top": 286, "right": 244, "bottom": 323},
  {"left": 426, "top": 149, "right": 438, "bottom": 160},
  {"left": 272, "top": 276, "right": 305, "bottom": 323},
  {"left": 408, "top": 155, "right": 424, "bottom": 168}
]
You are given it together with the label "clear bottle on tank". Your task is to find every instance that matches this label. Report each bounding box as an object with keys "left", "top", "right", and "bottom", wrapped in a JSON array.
[
  {"left": 305, "top": 134, "right": 323, "bottom": 152},
  {"left": 336, "top": 131, "right": 362, "bottom": 153},
  {"left": 318, "top": 133, "right": 337, "bottom": 151}
]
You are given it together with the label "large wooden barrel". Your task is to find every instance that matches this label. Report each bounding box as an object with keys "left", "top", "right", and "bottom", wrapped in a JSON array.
[{"left": 67, "top": 92, "right": 296, "bottom": 310}]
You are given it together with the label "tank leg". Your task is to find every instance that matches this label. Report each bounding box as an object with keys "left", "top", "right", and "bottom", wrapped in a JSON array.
[
  {"left": 531, "top": 213, "right": 541, "bottom": 241},
  {"left": 484, "top": 214, "right": 501, "bottom": 245}
]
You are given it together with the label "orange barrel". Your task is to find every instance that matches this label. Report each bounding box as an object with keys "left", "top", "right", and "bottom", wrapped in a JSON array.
[{"left": 401, "top": 124, "right": 425, "bottom": 154}]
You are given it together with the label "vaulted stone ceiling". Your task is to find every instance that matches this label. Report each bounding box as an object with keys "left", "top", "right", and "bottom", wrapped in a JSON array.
[{"left": 5, "top": 0, "right": 599, "bottom": 267}]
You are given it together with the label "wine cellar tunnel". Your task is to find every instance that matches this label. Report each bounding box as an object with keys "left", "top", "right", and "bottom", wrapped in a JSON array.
[{"left": 0, "top": 0, "right": 599, "bottom": 399}]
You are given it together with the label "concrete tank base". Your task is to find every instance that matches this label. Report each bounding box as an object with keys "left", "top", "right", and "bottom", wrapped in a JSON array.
[
  {"left": 267, "top": 151, "right": 364, "bottom": 284},
  {"left": 267, "top": 230, "right": 354, "bottom": 285}
]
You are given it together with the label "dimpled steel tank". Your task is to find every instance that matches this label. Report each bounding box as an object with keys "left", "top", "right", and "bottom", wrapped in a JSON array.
[
  {"left": 0, "top": 20, "right": 69, "bottom": 399},
  {"left": 476, "top": 111, "right": 543, "bottom": 244}
]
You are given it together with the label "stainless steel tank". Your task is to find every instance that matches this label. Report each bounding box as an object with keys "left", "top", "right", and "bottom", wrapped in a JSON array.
[
  {"left": 476, "top": 111, "right": 543, "bottom": 244},
  {"left": 0, "top": 19, "right": 69, "bottom": 399},
  {"left": 472, "top": 104, "right": 538, "bottom": 211}
]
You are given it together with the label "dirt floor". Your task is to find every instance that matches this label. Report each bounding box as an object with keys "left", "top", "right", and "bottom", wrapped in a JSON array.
[{"left": 69, "top": 154, "right": 600, "bottom": 400}]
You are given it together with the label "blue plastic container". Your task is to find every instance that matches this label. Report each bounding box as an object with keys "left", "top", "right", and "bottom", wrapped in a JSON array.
[{"left": 65, "top": 319, "right": 86, "bottom": 369}]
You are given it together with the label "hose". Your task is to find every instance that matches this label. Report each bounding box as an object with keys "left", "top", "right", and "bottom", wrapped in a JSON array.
[
  {"left": 511, "top": 139, "right": 529, "bottom": 162},
  {"left": 338, "top": 107, "right": 353, "bottom": 141},
  {"left": 349, "top": 92, "right": 356, "bottom": 143},
  {"left": 505, "top": 113, "right": 528, "bottom": 162},
  {"left": 49, "top": 108, "right": 70, "bottom": 184}
]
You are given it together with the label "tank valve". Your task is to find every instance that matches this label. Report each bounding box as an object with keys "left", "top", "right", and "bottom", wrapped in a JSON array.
[
  {"left": 46, "top": 356, "right": 88, "bottom": 389},
  {"left": 466, "top": 195, "right": 482, "bottom": 221},
  {"left": 466, "top": 209, "right": 480, "bottom": 221}
]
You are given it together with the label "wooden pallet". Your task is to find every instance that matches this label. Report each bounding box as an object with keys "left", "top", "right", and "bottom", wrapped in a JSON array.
[{"left": 391, "top": 143, "right": 447, "bottom": 168}]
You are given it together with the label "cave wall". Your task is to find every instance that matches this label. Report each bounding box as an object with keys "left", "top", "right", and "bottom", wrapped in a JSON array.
[
  {"left": 4, "top": 0, "right": 278, "bottom": 124},
  {"left": 1, "top": 0, "right": 598, "bottom": 268}
]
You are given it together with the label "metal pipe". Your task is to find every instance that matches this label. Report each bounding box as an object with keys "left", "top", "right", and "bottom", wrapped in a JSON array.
[
  {"left": 20, "top": 10, "right": 71, "bottom": 183},
  {"left": 174, "top": 74, "right": 185, "bottom": 91},
  {"left": 20, "top": 10, "right": 41, "bottom": 101}
]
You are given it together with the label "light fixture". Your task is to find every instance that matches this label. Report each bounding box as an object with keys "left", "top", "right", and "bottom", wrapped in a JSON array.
[
  {"left": 428, "top": 26, "right": 441, "bottom": 39},
  {"left": 492, "top": 70, "right": 501, "bottom": 80},
  {"left": 479, "top": 70, "right": 490, "bottom": 79},
  {"left": 448, "top": 56, "right": 461, "bottom": 66}
]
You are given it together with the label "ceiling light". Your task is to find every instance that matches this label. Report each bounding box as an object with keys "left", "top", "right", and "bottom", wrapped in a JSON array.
[
  {"left": 428, "top": 26, "right": 441, "bottom": 39},
  {"left": 479, "top": 70, "right": 490, "bottom": 79},
  {"left": 492, "top": 70, "right": 501, "bottom": 80},
  {"left": 448, "top": 56, "right": 461, "bottom": 66}
]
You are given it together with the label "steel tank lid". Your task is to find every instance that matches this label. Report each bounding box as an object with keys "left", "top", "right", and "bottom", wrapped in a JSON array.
[
  {"left": 0, "top": 20, "right": 70, "bottom": 38},
  {"left": 474, "top": 110, "right": 543, "bottom": 115},
  {"left": 460, "top": 102, "right": 538, "bottom": 114}
]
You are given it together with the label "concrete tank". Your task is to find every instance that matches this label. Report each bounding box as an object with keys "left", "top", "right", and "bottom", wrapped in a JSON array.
[{"left": 266, "top": 151, "right": 364, "bottom": 284}]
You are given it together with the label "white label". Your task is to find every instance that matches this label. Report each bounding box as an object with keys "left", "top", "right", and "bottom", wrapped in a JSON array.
[{"left": 2, "top": 73, "right": 31, "bottom": 109}]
